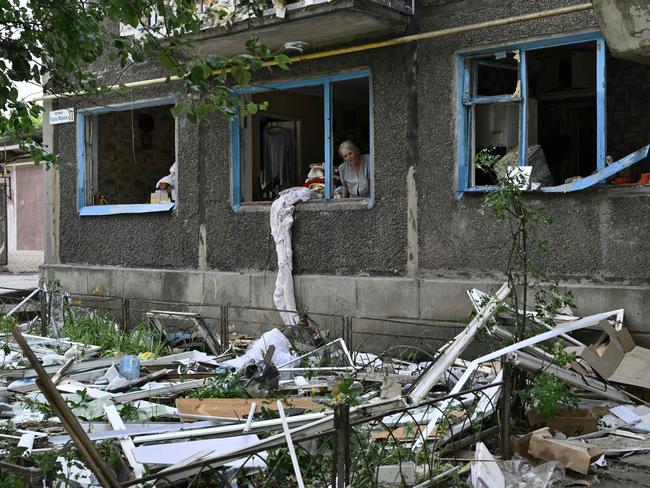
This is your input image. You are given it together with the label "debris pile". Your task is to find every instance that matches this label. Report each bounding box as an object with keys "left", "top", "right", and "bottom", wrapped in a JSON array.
[{"left": 2, "top": 283, "right": 650, "bottom": 486}]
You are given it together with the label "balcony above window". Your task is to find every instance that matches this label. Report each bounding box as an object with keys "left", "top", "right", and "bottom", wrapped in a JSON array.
[
  {"left": 121, "top": 0, "right": 413, "bottom": 56},
  {"left": 594, "top": 0, "right": 650, "bottom": 64},
  {"left": 199, "top": 0, "right": 412, "bottom": 55}
]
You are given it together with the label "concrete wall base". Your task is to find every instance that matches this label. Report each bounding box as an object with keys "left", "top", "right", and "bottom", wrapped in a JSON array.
[
  {"left": 41, "top": 264, "right": 650, "bottom": 351},
  {"left": 7, "top": 251, "right": 44, "bottom": 273}
]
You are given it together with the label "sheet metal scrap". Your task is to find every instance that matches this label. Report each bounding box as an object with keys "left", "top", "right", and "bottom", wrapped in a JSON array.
[{"left": 10, "top": 327, "right": 121, "bottom": 488}]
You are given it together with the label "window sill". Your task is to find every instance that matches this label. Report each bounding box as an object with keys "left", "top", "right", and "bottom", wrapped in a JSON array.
[
  {"left": 79, "top": 203, "right": 175, "bottom": 216},
  {"left": 235, "top": 197, "right": 372, "bottom": 213}
]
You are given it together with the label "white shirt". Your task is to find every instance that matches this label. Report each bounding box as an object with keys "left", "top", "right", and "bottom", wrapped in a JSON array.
[{"left": 339, "top": 154, "right": 370, "bottom": 197}]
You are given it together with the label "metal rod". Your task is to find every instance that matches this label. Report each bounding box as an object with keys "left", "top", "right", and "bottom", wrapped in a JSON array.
[
  {"left": 277, "top": 400, "right": 305, "bottom": 488},
  {"left": 6, "top": 288, "right": 40, "bottom": 317},
  {"left": 220, "top": 305, "right": 229, "bottom": 351},
  {"left": 11, "top": 327, "right": 122, "bottom": 488},
  {"left": 243, "top": 402, "right": 256, "bottom": 433},
  {"left": 134, "top": 411, "right": 329, "bottom": 444},
  {"left": 408, "top": 283, "right": 510, "bottom": 404},
  {"left": 39, "top": 288, "right": 48, "bottom": 336},
  {"left": 500, "top": 358, "right": 512, "bottom": 460}
]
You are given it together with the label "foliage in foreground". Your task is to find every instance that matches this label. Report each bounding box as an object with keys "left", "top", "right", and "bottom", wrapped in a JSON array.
[
  {"left": 60, "top": 310, "right": 165, "bottom": 357},
  {"left": 1, "top": 0, "right": 298, "bottom": 166},
  {"left": 476, "top": 148, "right": 580, "bottom": 430},
  {"left": 0, "top": 420, "right": 125, "bottom": 487}
]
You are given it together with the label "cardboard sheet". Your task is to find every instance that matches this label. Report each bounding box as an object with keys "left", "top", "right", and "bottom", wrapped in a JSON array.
[
  {"left": 567, "top": 322, "right": 650, "bottom": 389},
  {"left": 528, "top": 407, "right": 600, "bottom": 436},
  {"left": 527, "top": 427, "right": 603, "bottom": 475},
  {"left": 176, "top": 397, "right": 325, "bottom": 419}
]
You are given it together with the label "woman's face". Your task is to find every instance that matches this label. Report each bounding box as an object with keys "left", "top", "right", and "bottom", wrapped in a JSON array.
[{"left": 341, "top": 147, "right": 358, "bottom": 164}]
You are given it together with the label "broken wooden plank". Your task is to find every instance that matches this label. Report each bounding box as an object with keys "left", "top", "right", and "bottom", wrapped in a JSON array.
[
  {"left": 107, "top": 368, "right": 172, "bottom": 393},
  {"left": 176, "top": 397, "right": 326, "bottom": 419}
]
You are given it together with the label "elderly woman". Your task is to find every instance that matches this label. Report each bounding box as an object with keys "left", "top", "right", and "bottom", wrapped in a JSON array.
[{"left": 338, "top": 141, "right": 369, "bottom": 198}]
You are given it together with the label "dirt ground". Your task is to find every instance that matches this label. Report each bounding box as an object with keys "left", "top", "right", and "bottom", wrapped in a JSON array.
[{"left": 589, "top": 457, "right": 650, "bottom": 488}]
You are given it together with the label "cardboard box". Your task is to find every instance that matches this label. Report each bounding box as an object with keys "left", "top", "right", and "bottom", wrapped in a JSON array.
[
  {"left": 566, "top": 322, "right": 650, "bottom": 389},
  {"left": 527, "top": 406, "right": 600, "bottom": 437},
  {"left": 527, "top": 427, "right": 603, "bottom": 475}
]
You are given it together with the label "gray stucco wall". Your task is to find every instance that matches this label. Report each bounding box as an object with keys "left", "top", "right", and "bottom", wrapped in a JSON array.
[
  {"left": 52, "top": 0, "right": 650, "bottom": 287},
  {"left": 204, "top": 50, "right": 408, "bottom": 275},
  {"left": 55, "top": 83, "right": 200, "bottom": 269},
  {"left": 415, "top": 0, "right": 650, "bottom": 285}
]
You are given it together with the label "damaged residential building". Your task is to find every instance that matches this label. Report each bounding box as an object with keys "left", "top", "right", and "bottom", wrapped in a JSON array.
[{"left": 42, "top": 0, "right": 650, "bottom": 350}]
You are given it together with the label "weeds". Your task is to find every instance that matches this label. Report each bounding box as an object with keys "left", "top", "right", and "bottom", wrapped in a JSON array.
[
  {"left": 60, "top": 310, "right": 165, "bottom": 357},
  {"left": 0, "top": 436, "right": 119, "bottom": 488},
  {"left": 520, "top": 372, "right": 578, "bottom": 422},
  {"left": 188, "top": 372, "right": 249, "bottom": 399},
  {"left": 0, "top": 315, "right": 17, "bottom": 354}
]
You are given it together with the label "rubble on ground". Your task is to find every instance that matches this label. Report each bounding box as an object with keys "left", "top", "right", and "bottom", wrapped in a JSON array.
[{"left": 2, "top": 284, "right": 650, "bottom": 486}]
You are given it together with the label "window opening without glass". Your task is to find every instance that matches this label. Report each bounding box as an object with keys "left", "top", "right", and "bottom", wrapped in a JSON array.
[
  {"left": 233, "top": 71, "right": 372, "bottom": 205},
  {"left": 77, "top": 98, "right": 178, "bottom": 215},
  {"left": 454, "top": 33, "right": 650, "bottom": 194},
  {"left": 85, "top": 104, "right": 175, "bottom": 204}
]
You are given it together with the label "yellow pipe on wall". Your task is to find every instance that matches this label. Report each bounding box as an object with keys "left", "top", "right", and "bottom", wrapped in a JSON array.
[{"left": 38, "top": 2, "right": 593, "bottom": 101}]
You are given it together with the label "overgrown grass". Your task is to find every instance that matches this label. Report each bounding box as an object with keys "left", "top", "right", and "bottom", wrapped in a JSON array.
[
  {"left": 60, "top": 310, "right": 166, "bottom": 357},
  {"left": 188, "top": 373, "right": 249, "bottom": 399}
]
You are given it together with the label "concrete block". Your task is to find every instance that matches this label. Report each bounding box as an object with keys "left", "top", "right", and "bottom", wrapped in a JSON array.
[
  {"left": 351, "top": 317, "right": 461, "bottom": 355},
  {"left": 85, "top": 267, "right": 124, "bottom": 297},
  {"left": 570, "top": 284, "right": 648, "bottom": 333},
  {"left": 305, "top": 312, "right": 342, "bottom": 339},
  {"left": 203, "top": 271, "right": 251, "bottom": 307},
  {"left": 419, "top": 278, "right": 497, "bottom": 322},
  {"left": 250, "top": 272, "right": 279, "bottom": 310},
  {"left": 123, "top": 268, "right": 162, "bottom": 300},
  {"left": 44, "top": 265, "right": 88, "bottom": 295},
  {"left": 376, "top": 462, "right": 416, "bottom": 486},
  {"left": 161, "top": 270, "right": 204, "bottom": 304},
  {"left": 229, "top": 308, "right": 283, "bottom": 337},
  {"left": 356, "top": 277, "right": 419, "bottom": 319},
  {"left": 298, "top": 275, "right": 356, "bottom": 315}
]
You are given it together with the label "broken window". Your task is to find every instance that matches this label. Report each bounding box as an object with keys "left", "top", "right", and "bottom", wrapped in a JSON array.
[
  {"left": 77, "top": 99, "right": 177, "bottom": 215},
  {"left": 528, "top": 42, "right": 597, "bottom": 185},
  {"left": 232, "top": 71, "right": 372, "bottom": 205},
  {"left": 457, "top": 34, "right": 618, "bottom": 192}
]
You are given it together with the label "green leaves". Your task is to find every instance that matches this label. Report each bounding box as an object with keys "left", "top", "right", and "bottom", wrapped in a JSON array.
[
  {"left": 230, "top": 64, "right": 252, "bottom": 86},
  {"left": 520, "top": 372, "right": 578, "bottom": 422},
  {"left": 1, "top": 0, "right": 302, "bottom": 164},
  {"left": 274, "top": 53, "right": 292, "bottom": 70}
]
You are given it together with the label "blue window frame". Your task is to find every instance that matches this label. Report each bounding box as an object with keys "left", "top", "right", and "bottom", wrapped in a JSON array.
[
  {"left": 76, "top": 97, "right": 177, "bottom": 216},
  {"left": 230, "top": 70, "right": 374, "bottom": 209},
  {"left": 456, "top": 31, "right": 607, "bottom": 195}
]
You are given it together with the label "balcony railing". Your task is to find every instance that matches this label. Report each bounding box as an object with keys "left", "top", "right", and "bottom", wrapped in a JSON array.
[{"left": 120, "top": 0, "right": 414, "bottom": 52}]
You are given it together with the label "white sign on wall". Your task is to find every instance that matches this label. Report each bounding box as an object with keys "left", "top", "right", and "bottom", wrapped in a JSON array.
[{"left": 49, "top": 108, "right": 75, "bottom": 125}]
